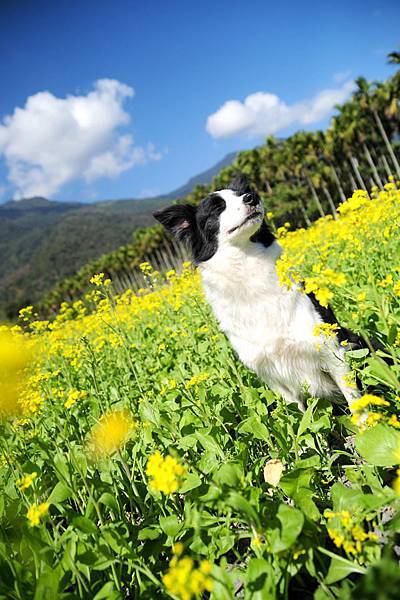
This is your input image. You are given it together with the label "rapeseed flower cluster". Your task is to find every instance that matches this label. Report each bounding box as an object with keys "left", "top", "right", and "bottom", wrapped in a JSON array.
[
  {"left": 163, "top": 544, "right": 213, "bottom": 600},
  {"left": 277, "top": 186, "right": 400, "bottom": 309},
  {"left": 324, "top": 509, "right": 378, "bottom": 556},
  {"left": 185, "top": 372, "right": 209, "bottom": 389},
  {"left": 88, "top": 410, "right": 136, "bottom": 457},
  {"left": 0, "top": 327, "right": 36, "bottom": 416},
  {"left": 350, "top": 394, "right": 390, "bottom": 431},
  {"left": 313, "top": 322, "right": 340, "bottom": 338},
  {"left": 146, "top": 451, "right": 186, "bottom": 494},
  {"left": 17, "top": 472, "right": 38, "bottom": 491},
  {"left": 27, "top": 502, "right": 49, "bottom": 527}
]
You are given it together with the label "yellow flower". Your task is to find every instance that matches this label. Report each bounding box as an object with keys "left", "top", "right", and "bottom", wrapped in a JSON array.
[
  {"left": 18, "top": 305, "right": 35, "bottom": 322},
  {"left": 293, "top": 547, "right": 306, "bottom": 560},
  {"left": 163, "top": 553, "right": 213, "bottom": 600},
  {"left": 146, "top": 451, "right": 186, "bottom": 494},
  {"left": 313, "top": 322, "right": 340, "bottom": 338},
  {"left": 90, "top": 273, "right": 106, "bottom": 286},
  {"left": 88, "top": 410, "right": 136, "bottom": 457},
  {"left": 350, "top": 394, "right": 389, "bottom": 413},
  {"left": 393, "top": 469, "right": 400, "bottom": 496},
  {"left": 185, "top": 372, "right": 209, "bottom": 389},
  {"left": 0, "top": 329, "right": 35, "bottom": 417},
  {"left": 27, "top": 502, "right": 49, "bottom": 526},
  {"left": 172, "top": 542, "right": 184, "bottom": 556},
  {"left": 327, "top": 528, "right": 344, "bottom": 548},
  {"left": 17, "top": 472, "right": 37, "bottom": 491},
  {"left": 388, "top": 414, "right": 400, "bottom": 429},
  {"left": 64, "top": 389, "right": 87, "bottom": 408}
]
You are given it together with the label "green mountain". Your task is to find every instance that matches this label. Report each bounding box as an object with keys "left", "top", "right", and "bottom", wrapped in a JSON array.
[{"left": 0, "top": 153, "right": 237, "bottom": 319}]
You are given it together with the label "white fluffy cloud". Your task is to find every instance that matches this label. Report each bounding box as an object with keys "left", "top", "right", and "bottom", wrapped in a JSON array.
[
  {"left": 0, "top": 79, "right": 161, "bottom": 198},
  {"left": 206, "top": 80, "right": 355, "bottom": 139}
]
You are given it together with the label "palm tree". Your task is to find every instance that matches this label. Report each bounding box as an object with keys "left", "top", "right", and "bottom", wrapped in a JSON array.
[{"left": 355, "top": 77, "right": 400, "bottom": 178}]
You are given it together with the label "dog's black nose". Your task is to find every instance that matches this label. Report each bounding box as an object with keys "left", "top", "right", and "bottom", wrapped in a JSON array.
[{"left": 243, "top": 192, "right": 259, "bottom": 206}]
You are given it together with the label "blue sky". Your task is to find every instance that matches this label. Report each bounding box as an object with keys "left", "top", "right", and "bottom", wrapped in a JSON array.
[{"left": 0, "top": 0, "right": 399, "bottom": 203}]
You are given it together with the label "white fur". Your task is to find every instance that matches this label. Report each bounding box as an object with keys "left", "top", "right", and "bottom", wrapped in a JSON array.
[{"left": 198, "top": 189, "right": 358, "bottom": 411}]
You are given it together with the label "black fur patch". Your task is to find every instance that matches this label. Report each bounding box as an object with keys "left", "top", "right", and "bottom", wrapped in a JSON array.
[
  {"left": 250, "top": 220, "right": 275, "bottom": 248},
  {"left": 153, "top": 193, "right": 226, "bottom": 264},
  {"left": 229, "top": 174, "right": 252, "bottom": 196}
]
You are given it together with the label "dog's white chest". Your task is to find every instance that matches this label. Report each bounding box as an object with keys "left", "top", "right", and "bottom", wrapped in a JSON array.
[
  {"left": 199, "top": 241, "right": 318, "bottom": 352},
  {"left": 198, "top": 241, "right": 340, "bottom": 403}
]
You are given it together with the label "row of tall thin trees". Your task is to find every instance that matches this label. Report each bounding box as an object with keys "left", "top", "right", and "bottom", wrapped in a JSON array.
[{"left": 186, "top": 51, "right": 400, "bottom": 225}]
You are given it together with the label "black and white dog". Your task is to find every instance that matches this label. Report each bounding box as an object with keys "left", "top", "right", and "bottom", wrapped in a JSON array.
[{"left": 154, "top": 175, "right": 360, "bottom": 412}]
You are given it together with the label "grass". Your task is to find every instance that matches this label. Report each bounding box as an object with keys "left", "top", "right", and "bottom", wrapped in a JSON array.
[{"left": 1, "top": 184, "right": 400, "bottom": 599}]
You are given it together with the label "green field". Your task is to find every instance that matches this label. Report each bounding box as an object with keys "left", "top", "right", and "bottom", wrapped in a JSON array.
[{"left": 1, "top": 184, "right": 400, "bottom": 599}]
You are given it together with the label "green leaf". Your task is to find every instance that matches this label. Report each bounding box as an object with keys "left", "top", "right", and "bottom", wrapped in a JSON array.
[
  {"left": 297, "top": 398, "right": 319, "bottom": 437},
  {"left": 47, "top": 481, "right": 72, "bottom": 504},
  {"left": 355, "top": 423, "right": 400, "bottom": 466},
  {"left": 213, "top": 463, "right": 242, "bottom": 488},
  {"left": 238, "top": 416, "right": 271, "bottom": 441},
  {"left": 367, "top": 357, "right": 399, "bottom": 388},
  {"left": 331, "top": 482, "right": 365, "bottom": 511},
  {"left": 245, "top": 558, "right": 275, "bottom": 599},
  {"left": 279, "top": 469, "right": 320, "bottom": 521},
  {"left": 33, "top": 567, "right": 60, "bottom": 600},
  {"left": 93, "top": 582, "right": 121, "bottom": 600},
  {"left": 159, "top": 515, "right": 183, "bottom": 537},
  {"left": 72, "top": 516, "right": 98, "bottom": 535},
  {"left": 138, "top": 527, "right": 161, "bottom": 541},
  {"left": 269, "top": 504, "right": 304, "bottom": 553},
  {"left": 53, "top": 453, "right": 70, "bottom": 483},
  {"left": 346, "top": 348, "right": 370, "bottom": 359},
  {"left": 226, "top": 492, "right": 260, "bottom": 528},
  {"left": 325, "top": 555, "right": 367, "bottom": 584},
  {"left": 98, "top": 492, "right": 120, "bottom": 514},
  {"left": 180, "top": 472, "right": 202, "bottom": 493}
]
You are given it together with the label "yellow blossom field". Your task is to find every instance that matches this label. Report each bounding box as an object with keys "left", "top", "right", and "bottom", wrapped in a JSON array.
[{"left": 1, "top": 184, "right": 400, "bottom": 599}]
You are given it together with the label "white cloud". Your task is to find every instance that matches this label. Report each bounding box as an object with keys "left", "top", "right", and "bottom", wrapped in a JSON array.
[
  {"left": 0, "top": 185, "right": 5, "bottom": 199},
  {"left": 0, "top": 79, "right": 161, "bottom": 198},
  {"left": 206, "top": 80, "right": 355, "bottom": 139}
]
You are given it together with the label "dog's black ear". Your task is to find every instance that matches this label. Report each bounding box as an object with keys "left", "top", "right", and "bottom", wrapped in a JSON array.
[
  {"left": 228, "top": 173, "right": 252, "bottom": 195},
  {"left": 153, "top": 204, "right": 197, "bottom": 242}
]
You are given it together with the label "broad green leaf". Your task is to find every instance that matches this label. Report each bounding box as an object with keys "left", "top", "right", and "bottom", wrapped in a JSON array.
[
  {"left": 297, "top": 398, "right": 318, "bottom": 437},
  {"left": 346, "top": 348, "right": 370, "bottom": 359},
  {"left": 245, "top": 558, "right": 275, "bottom": 600},
  {"left": 159, "top": 515, "right": 183, "bottom": 537},
  {"left": 355, "top": 423, "right": 400, "bottom": 466},
  {"left": 269, "top": 504, "right": 304, "bottom": 553},
  {"left": 366, "top": 357, "right": 399, "bottom": 388},
  {"left": 226, "top": 492, "right": 261, "bottom": 527},
  {"left": 279, "top": 469, "right": 320, "bottom": 521},
  {"left": 47, "top": 481, "right": 72, "bottom": 504},
  {"left": 33, "top": 567, "right": 60, "bottom": 600},
  {"left": 325, "top": 555, "right": 367, "bottom": 584},
  {"left": 238, "top": 416, "right": 271, "bottom": 441},
  {"left": 72, "top": 516, "right": 98, "bottom": 535},
  {"left": 180, "top": 472, "right": 202, "bottom": 493},
  {"left": 93, "top": 582, "right": 121, "bottom": 600},
  {"left": 98, "top": 492, "right": 120, "bottom": 514},
  {"left": 138, "top": 527, "right": 161, "bottom": 541},
  {"left": 214, "top": 462, "right": 242, "bottom": 488}
]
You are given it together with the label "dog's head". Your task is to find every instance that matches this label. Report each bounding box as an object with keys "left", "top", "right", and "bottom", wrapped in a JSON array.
[{"left": 153, "top": 174, "right": 274, "bottom": 263}]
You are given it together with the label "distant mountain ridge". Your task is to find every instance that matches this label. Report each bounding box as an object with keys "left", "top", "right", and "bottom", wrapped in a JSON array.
[{"left": 0, "top": 151, "right": 237, "bottom": 318}]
